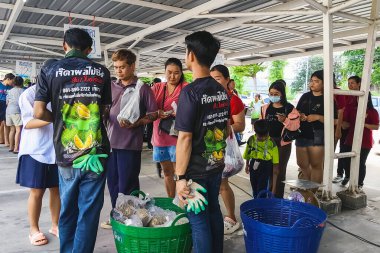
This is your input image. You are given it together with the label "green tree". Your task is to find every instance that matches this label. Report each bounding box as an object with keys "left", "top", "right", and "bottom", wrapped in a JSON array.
[
  {"left": 268, "top": 60, "right": 287, "bottom": 83},
  {"left": 139, "top": 77, "right": 154, "bottom": 84},
  {"left": 342, "top": 47, "right": 380, "bottom": 87},
  {"left": 291, "top": 56, "right": 323, "bottom": 93},
  {"left": 229, "top": 63, "right": 266, "bottom": 92},
  {"left": 183, "top": 72, "right": 193, "bottom": 83},
  {"left": 291, "top": 55, "right": 346, "bottom": 94}
]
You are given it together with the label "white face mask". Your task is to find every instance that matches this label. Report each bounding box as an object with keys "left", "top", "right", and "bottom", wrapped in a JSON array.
[{"left": 269, "top": 95, "right": 281, "bottom": 103}]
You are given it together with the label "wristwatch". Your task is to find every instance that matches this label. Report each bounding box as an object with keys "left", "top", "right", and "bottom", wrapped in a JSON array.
[{"left": 173, "top": 174, "right": 186, "bottom": 181}]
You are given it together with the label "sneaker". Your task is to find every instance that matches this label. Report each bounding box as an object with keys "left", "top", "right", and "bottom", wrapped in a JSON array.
[
  {"left": 341, "top": 177, "right": 349, "bottom": 186},
  {"left": 332, "top": 175, "right": 343, "bottom": 183},
  {"left": 100, "top": 219, "right": 112, "bottom": 229},
  {"left": 224, "top": 217, "right": 240, "bottom": 235}
]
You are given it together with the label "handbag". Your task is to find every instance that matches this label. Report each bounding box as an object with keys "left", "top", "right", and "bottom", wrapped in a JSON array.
[
  {"left": 281, "top": 105, "right": 301, "bottom": 143},
  {"left": 158, "top": 85, "right": 178, "bottom": 136}
]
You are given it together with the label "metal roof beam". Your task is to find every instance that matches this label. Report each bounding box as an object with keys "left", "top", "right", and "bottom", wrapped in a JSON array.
[
  {"left": 241, "top": 22, "right": 366, "bottom": 27},
  {"left": 105, "top": 0, "right": 238, "bottom": 50},
  {"left": 260, "top": 26, "right": 314, "bottom": 38},
  {"left": 328, "top": 0, "right": 363, "bottom": 14},
  {"left": 241, "top": 41, "right": 380, "bottom": 65},
  {"left": 226, "top": 27, "right": 371, "bottom": 59},
  {"left": 2, "top": 49, "right": 58, "bottom": 56},
  {"left": 303, "top": 0, "right": 327, "bottom": 13},
  {"left": 0, "top": 3, "right": 183, "bottom": 34},
  {"left": 334, "top": 11, "right": 373, "bottom": 24},
  {"left": 5, "top": 40, "right": 64, "bottom": 57},
  {"left": 112, "top": 0, "right": 185, "bottom": 13},
  {"left": 196, "top": 10, "right": 320, "bottom": 19},
  {"left": 0, "top": 0, "right": 25, "bottom": 52},
  {"left": 140, "top": 0, "right": 307, "bottom": 53}
]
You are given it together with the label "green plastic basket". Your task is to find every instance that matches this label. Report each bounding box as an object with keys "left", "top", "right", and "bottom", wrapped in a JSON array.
[{"left": 110, "top": 191, "right": 192, "bottom": 253}]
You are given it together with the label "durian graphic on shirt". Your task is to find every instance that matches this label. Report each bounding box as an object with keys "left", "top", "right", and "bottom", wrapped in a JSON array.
[
  {"left": 61, "top": 101, "right": 102, "bottom": 152},
  {"left": 203, "top": 127, "right": 227, "bottom": 165}
]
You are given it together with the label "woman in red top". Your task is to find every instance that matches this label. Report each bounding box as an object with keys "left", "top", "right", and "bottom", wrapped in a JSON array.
[
  {"left": 152, "top": 58, "right": 187, "bottom": 198},
  {"left": 341, "top": 92, "right": 379, "bottom": 189},
  {"left": 210, "top": 65, "right": 245, "bottom": 235}
]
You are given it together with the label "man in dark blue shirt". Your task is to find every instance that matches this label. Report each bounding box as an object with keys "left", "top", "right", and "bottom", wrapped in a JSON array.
[
  {"left": 0, "top": 73, "right": 15, "bottom": 145},
  {"left": 34, "top": 28, "right": 111, "bottom": 253},
  {"left": 175, "top": 31, "right": 230, "bottom": 253}
]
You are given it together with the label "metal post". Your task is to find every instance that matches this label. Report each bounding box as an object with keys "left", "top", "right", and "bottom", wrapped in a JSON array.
[
  {"left": 135, "top": 50, "right": 140, "bottom": 74},
  {"left": 322, "top": 0, "right": 334, "bottom": 200},
  {"left": 104, "top": 50, "right": 109, "bottom": 68},
  {"left": 348, "top": 0, "right": 379, "bottom": 194}
]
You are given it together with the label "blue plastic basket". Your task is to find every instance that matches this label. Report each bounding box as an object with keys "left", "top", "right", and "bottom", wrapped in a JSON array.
[{"left": 240, "top": 191, "right": 327, "bottom": 253}]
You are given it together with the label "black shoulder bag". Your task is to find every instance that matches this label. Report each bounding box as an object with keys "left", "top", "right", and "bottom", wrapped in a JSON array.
[{"left": 158, "top": 85, "right": 178, "bottom": 136}]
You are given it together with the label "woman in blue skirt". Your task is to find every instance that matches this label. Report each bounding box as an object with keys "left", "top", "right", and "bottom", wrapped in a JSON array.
[{"left": 16, "top": 83, "right": 60, "bottom": 246}]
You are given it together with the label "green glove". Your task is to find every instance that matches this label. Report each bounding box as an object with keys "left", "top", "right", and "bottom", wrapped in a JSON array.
[
  {"left": 72, "top": 148, "right": 108, "bottom": 175},
  {"left": 186, "top": 181, "right": 208, "bottom": 215}
]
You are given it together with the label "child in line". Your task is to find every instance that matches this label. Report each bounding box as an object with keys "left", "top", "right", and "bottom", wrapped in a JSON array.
[
  {"left": 16, "top": 82, "right": 60, "bottom": 246},
  {"left": 243, "top": 120, "right": 279, "bottom": 198}
]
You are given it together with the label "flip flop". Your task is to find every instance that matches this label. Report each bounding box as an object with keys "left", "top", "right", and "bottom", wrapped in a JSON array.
[
  {"left": 29, "top": 232, "right": 48, "bottom": 246},
  {"left": 48, "top": 227, "right": 59, "bottom": 238}
]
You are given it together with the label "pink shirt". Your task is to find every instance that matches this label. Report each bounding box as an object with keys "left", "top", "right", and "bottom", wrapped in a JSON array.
[{"left": 152, "top": 82, "right": 187, "bottom": 147}]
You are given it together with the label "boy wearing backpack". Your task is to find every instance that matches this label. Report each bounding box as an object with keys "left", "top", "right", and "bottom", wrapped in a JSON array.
[{"left": 243, "top": 120, "right": 279, "bottom": 198}]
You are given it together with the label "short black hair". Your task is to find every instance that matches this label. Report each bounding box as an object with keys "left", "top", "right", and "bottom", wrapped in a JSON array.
[
  {"left": 64, "top": 28, "right": 93, "bottom": 51},
  {"left": 165, "top": 58, "right": 184, "bottom": 83},
  {"left": 14, "top": 76, "right": 24, "bottom": 87},
  {"left": 269, "top": 80, "right": 288, "bottom": 105},
  {"left": 153, "top": 78, "right": 161, "bottom": 83},
  {"left": 185, "top": 31, "right": 220, "bottom": 68},
  {"left": 4, "top": 73, "right": 15, "bottom": 80},
  {"left": 348, "top": 75, "right": 362, "bottom": 84},
  {"left": 210, "top": 64, "right": 230, "bottom": 79},
  {"left": 254, "top": 119, "right": 269, "bottom": 137},
  {"left": 311, "top": 70, "right": 324, "bottom": 82}
]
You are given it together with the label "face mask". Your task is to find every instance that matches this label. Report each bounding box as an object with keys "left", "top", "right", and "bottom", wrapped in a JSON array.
[{"left": 269, "top": 95, "right": 281, "bottom": 103}]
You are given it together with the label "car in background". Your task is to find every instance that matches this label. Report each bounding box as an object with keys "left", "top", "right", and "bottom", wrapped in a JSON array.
[
  {"left": 239, "top": 94, "right": 252, "bottom": 108},
  {"left": 372, "top": 96, "right": 380, "bottom": 115}
]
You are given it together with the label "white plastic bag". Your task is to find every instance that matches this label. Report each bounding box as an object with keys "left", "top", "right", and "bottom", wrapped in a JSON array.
[
  {"left": 223, "top": 128, "right": 244, "bottom": 178},
  {"left": 117, "top": 79, "right": 144, "bottom": 124}
]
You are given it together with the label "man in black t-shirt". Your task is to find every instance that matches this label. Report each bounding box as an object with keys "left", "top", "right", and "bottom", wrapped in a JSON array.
[
  {"left": 175, "top": 31, "right": 230, "bottom": 253},
  {"left": 34, "top": 28, "right": 111, "bottom": 253}
]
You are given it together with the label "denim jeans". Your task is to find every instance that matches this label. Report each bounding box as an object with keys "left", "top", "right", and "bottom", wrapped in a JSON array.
[
  {"left": 186, "top": 172, "right": 223, "bottom": 253},
  {"left": 58, "top": 166, "right": 106, "bottom": 253}
]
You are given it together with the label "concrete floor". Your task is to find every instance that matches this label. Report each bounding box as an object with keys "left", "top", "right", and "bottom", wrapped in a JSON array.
[{"left": 1, "top": 131, "right": 380, "bottom": 253}]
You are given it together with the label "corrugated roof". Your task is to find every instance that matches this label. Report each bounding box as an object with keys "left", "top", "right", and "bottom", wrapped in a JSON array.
[{"left": 0, "top": 0, "right": 377, "bottom": 73}]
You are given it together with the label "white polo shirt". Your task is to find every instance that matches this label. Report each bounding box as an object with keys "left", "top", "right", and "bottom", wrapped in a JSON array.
[{"left": 18, "top": 85, "right": 55, "bottom": 164}]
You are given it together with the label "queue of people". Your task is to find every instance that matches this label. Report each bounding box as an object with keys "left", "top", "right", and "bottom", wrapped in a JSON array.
[{"left": 3, "top": 26, "right": 377, "bottom": 253}]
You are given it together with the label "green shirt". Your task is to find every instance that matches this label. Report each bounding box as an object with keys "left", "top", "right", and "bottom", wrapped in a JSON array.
[
  {"left": 250, "top": 100, "right": 263, "bottom": 119},
  {"left": 243, "top": 135, "right": 279, "bottom": 164}
]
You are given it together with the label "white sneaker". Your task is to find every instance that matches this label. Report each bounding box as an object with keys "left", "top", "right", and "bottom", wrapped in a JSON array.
[
  {"left": 100, "top": 219, "right": 112, "bottom": 229},
  {"left": 332, "top": 175, "right": 343, "bottom": 183},
  {"left": 224, "top": 217, "right": 240, "bottom": 235}
]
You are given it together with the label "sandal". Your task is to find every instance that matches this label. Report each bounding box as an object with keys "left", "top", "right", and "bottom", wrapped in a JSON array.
[
  {"left": 29, "top": 232, "right": 48, "bottom": 246},
  {"left": 48, "top": 227, "right": 59, "bottom": 238}
]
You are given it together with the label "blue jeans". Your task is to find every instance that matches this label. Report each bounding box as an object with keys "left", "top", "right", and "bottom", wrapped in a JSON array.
[
  {"left": 58, "top": 166, "right": 106, "bottom": 253},
  {"left": 186, "top": 172, "right": 223, "bottom": 253}
]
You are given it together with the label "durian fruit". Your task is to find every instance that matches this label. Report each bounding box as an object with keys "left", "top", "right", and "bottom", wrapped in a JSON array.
[
  {"left": 76, "top": 102, "right": 91, "bottom": 119},
  {"left": 88, "top": 102, "right": 100, "bottom": 118},
  {"left": 73, "top": 133, "right": 93, "bottom": 150},
  {"left": 214, "top": 128, "right": 224, "bottom": 141},
  {"left": 61, "top": 102, "right": 71, "bottom": 121},
  {"left": 61, "top": 127, "right": 79, "bottom": 147}
]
